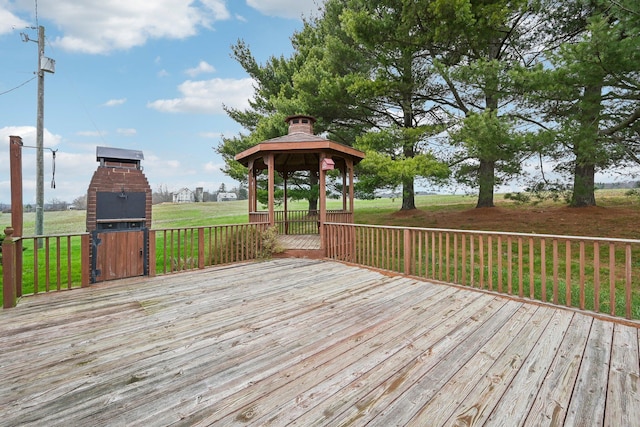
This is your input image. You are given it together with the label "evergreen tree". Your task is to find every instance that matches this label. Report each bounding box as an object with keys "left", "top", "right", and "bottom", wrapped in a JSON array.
[{"left": 516, "top": 0, "right": 640, "bottom": 206}]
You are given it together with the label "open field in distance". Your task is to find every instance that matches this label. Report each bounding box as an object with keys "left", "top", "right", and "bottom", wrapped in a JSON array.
[{"left": 1, "top": 190, "right": 640, "bottom": 239}]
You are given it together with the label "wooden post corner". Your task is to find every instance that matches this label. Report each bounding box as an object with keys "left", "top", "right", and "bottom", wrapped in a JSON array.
[{"left": 3, "top": 227, "right": 17, "bottom": 308}]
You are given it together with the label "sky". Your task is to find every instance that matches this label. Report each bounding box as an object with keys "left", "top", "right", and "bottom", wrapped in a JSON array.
[{"left": 0, "top": 0, "right": 325, "bottom": 205}]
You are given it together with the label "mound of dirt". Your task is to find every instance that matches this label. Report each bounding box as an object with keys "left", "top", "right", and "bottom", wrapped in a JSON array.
[{"left": 390, "top": 206, "right": 640, "bottom": 239}]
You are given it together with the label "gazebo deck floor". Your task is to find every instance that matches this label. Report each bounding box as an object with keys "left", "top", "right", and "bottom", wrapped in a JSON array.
[
  {"left": 277, "top": 233, "right": 321, "bottom": 250},
  {"left": 1, "top": 258, "right": 639, "bottom": 426}
]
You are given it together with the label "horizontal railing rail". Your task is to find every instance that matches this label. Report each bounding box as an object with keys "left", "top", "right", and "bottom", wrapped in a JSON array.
[
  {"left": 326, "top": 223, "right": 640, "bottom": 320},
  {"left": 151, "top": 223, "right": 270, "bottom": 275}
]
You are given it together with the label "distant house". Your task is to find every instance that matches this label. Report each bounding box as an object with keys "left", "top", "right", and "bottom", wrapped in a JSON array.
[
  {"left": 173, "top": 188, "right": 194, "bottom": 203},
  {"left": 217, "top": 192, "right": 238, "bottom": 202}
]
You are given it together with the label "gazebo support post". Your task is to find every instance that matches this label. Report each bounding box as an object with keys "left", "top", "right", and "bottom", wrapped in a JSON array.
[
  {"left": 252, "top": 167, "right": 259, "bottom": 213},
  {"left": 348, "top": 158, "right": 354, "bottom": 213},
  {"left": 267, "top": 154, "right": 275, "bottom": 227},
  {"left": 342, "top": 165, "right": 347, "bottom": 212},
  {"left": 247, "top": 160, "right": 254, "bottom": 217},
  {"left": 283, "top": 173, "right": 288, "bottom": 234},
  {"left": 319, "top": 154, "right": 328, "bottom": 251}
]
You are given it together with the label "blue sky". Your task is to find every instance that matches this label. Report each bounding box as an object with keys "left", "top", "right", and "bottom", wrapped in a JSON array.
[{"left": 1, "top": 0, "right": 324, "bottom": 205}]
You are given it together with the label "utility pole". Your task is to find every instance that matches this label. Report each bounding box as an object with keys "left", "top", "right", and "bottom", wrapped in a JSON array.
[
  {"left": 20, "top": 26, "right": 54, "bottom": 239},
  {"left": 36, "top": 25, "right": 45, "bottom": 238}
]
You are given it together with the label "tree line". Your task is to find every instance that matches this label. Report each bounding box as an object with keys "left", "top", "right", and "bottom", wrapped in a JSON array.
[{"left": 217, "top": 0, "right": 640, "bottom": 210}]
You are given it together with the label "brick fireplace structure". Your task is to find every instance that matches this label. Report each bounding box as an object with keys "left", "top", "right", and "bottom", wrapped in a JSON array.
[{"left": 86, "top": 147, "right": 152, "bottom": 232}]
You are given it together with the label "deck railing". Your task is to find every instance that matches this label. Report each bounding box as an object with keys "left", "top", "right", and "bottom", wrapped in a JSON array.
[
  {"left": 2, "top": 229, "right": 91, "bottom": 307},
  {"left": 250, "top": 210, "right": 354, "bottom": 235},
  {"left": 326, "top": 223, "right": 640, "bottom": 320},
  {"left": 5, "top": 221, "right": 639, "bottom": 320},
  {"left": 2, "top": 223, "right": 269, "bottom": 308},
  {"left": 152, "top": 223, "right": 269, "bottom": 274}
]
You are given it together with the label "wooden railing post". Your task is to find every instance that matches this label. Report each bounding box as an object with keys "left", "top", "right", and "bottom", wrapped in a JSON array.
[
  {"left": 148, "top": 230, "right": 156, "bottom": 277},
  {"left": 3, "top": 227, "right": 17, "bottom": 308},
  {"left": 14, "top": 239, "right": 23, "bottom": 298},
  {"left": 198, "top": 228, "right": 205, "bottom": 269},
  {"left": 10, "top": 136, "right": 24, "bottom": 297},
  {"left": 81, "top": 234, "right": 90, "bottom": 287},
  {"left": 404, "top": 229, "right": 412, "bottom": 275}
]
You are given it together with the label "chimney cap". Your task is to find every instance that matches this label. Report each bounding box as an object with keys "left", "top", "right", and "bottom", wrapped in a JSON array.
[{"left": 284, "top": 114, "right": 316, "bottom": 135}]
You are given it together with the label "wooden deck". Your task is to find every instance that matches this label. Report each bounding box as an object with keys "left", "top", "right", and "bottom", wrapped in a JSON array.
[{"left": 1, "top": 258, "right": 639, "bottom": 426}]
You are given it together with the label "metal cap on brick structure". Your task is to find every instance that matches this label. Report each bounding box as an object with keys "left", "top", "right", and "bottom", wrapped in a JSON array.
[
  {"left": 96, "top": 146, "right": 144, "bottom": 169},
  {"left": 285, "top": 115, "right": 316, "bottom": 135}
]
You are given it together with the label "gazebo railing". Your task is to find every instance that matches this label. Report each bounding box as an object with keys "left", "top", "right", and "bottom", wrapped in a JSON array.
[
  {"left": 249, "top": 210, "right": 354, "bottom": 235},
  {"left": 249, "top": 212, "right": 269, "bottom": 224},
  {"left": 275, "top": 210, "right": 319, "bottom": 235}
]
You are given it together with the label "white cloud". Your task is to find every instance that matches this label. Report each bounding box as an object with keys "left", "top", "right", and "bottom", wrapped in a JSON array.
[
  {"left": 116, "top": 128, "right": 137, "bottom": 136},
  {"left": 158, "top": 69, "right": 170, "bottom": 78},
  {"left": 11, "top": 0, "right": 231, "bottom": 54},
  {"left": 204, "top": 161, "right": 224, "bottom": 172},
  {"left": 0, "top": 6, "right": 30, "bottom": 35},
  {"left": 103, "top": 98, "right": 127, "bottom": 107},
  {"left": 0, "top": 126, "right": 62, "bottom": 150},
  {"left": 185, "top": 61, "right": 216, "bottom": 77},
  {"left": 0, "top": 126, "right": 90, "bottom": 204},
  {"left": 147, "top": 77, "right": 255, "bottom": 114},
  {"left": 246, "top": 0, "right": 323, "bottom": 20},
  {"left": 144, "top": 157, "right": 199, "bottom": 184}
]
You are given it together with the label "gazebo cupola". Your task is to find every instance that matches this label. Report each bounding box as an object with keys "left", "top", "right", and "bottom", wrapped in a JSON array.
[
  {"left": 234, "top": 115, "right": 365, "bottom": 252},
  {"left": 286, "top": 114, "right": 316, "bottom": 134}
]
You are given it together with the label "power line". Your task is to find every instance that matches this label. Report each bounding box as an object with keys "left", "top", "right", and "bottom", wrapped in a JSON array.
[{"left": 0, "top": 76, "right": 36, "bottom": 96}]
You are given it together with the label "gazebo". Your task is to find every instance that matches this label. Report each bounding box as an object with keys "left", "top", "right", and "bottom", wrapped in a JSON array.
[{"left": 234, "top": 115, "right": 365, "bottom": 252}]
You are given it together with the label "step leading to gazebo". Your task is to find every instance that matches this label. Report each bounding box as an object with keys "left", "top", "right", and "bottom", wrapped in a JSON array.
[{"left": 276, "top": 234, "right": 323, "bottom": 259}]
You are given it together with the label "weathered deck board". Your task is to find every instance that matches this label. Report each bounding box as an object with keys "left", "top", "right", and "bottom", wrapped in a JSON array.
[
  {"left": 0, "top": 258, "right": 639, "bottom": 427},
  {"left": 605, "top": 324, "right": 640, "bottom": 425},
  {"left": 523, "top": 313, "right": 592, "bottom": 425}
]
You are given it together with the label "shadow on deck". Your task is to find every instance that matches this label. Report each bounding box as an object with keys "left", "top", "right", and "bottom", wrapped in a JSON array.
[{"left": 1, "top": 258, "right": 639, "bottom": 426}]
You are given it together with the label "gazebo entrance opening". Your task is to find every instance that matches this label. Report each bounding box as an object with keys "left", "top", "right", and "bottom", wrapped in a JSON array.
[{"left": 235, "top": 115, "right": 365, "bottom": 252}]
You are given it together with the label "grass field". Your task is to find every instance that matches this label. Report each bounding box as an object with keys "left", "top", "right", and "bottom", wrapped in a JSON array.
[{"left": 2, "top": 190, "right": 639, "bottom": 237}]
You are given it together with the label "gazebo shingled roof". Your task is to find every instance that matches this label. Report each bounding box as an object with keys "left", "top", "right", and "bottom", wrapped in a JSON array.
[{"left": 235, "top": 116, "right": 365, "bottom": 172}]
